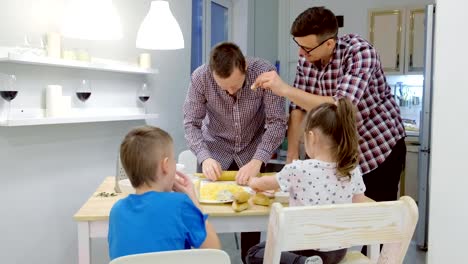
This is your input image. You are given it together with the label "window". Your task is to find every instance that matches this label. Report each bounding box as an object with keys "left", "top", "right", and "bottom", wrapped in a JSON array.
[{"left": 191, "top": 0, "right": 232, "bottom": 73}]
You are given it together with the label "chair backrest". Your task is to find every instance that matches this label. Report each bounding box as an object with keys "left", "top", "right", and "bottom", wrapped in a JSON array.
[
  {"left": 263, "top": 196, "right": 419, "bottom": 264},
  {"left": 115, "top": 153, "right": 128, "bottom": 193},
  {"left": 109, "top": 249, "right": 231, "bottom": 264},
  {"left": 178, "top": 149, "right": 198, "bottom": 174}
]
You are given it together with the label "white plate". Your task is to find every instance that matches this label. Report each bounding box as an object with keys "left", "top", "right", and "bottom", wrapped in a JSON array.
[{"left": 198, "top": 180, "right": 253, "bottom": 204}]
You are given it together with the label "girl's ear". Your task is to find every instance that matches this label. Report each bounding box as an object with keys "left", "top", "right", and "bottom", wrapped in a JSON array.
[
  {"left": 307, "top": 130, "right": 316, "bottom": 144},
  {"left": 161, "top": 157, "right": 169, "bottom": 175}
]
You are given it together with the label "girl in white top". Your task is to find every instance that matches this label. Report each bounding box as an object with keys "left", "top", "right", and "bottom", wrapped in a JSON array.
[{"left": 247, "top": 98, "right": 370, "bottom": 264}]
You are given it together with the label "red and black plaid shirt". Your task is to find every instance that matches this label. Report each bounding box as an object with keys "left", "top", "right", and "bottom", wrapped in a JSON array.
[
  {"left": 184, "top": 57, "right": 287, "bottom": 169},
  {"left": 291, "top": 34, "right": 405, "bottom": 174}
]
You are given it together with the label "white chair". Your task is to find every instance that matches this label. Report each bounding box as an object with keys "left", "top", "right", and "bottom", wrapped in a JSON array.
[
  {"left": 263, "top": 196, "right": 419, "bottom": 264},
  {"left": 109, "top": 249, "right": 231, "bottom": 264},
  {"left": 178, "top": 149, "right": 198, "bottom": 174}
]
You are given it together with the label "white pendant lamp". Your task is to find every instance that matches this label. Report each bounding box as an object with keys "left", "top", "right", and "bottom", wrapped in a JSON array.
[
  {"left": 136, "top": 1, "right": 184, "bottom": 50},
  {"left": 62, "top": 0, "right": 123, "bottom": 40}
]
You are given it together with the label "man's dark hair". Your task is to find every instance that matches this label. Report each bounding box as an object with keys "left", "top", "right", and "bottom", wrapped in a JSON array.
[
  {"left": 209, "top": 42, "right": 246, "bottom": 78},
  {"left": 290, "top": 7, "right": 338, "bottom": 41}
]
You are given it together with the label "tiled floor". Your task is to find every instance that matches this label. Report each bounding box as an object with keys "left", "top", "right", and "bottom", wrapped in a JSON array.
[{"left": 220, "top": 233, "right": 426, "bottom": 264}]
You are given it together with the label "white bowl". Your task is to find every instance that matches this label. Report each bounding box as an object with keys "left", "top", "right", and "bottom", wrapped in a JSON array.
[{"left": 118, "top": 179, "right": 135, "bottom": 194}]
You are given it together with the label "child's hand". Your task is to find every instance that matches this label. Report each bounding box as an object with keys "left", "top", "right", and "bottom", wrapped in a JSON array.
[
  {"left": 173, "top": 171, "right": 196, "bottom": 197},
  {"left": 248, "top": 177, "right": 261, "bottom": 192}
]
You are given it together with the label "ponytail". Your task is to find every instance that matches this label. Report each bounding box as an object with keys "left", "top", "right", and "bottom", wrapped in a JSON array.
[
  {"left": 334, "top": 98, "right": 359, "bottom": 177},
  {"left": 303, "top": 98, "right": 360, "bottom": 178}
]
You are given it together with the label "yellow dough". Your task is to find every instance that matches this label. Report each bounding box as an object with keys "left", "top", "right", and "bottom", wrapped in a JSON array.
[
  {"left": 200, "top": 182, "right": 245, "bottom": 201},
  {"left": 233, "top": 191, "right": 251, "bottom": 203},
  {"left": 232, "top": 201, "right": 249, "bottom": 212},
  {"left": 252, "top": 193, "right": 271, "bottom": 206}
]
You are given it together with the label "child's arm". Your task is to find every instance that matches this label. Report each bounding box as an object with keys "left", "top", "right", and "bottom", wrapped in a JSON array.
[
  {"left": 249, "top": 175, "right": 280, "bottom": 191},
  {"left": 173, "top": 171, "right": 199, "bottom": 204},
  {"left": 199, "top": 221, "right": 221, "bottom": 249},
  {"left": 352, "top": 193, "right": 374, "bottom": 203},
  {"left": 174, "top": 171, "right": 221, "bottom": 249}
]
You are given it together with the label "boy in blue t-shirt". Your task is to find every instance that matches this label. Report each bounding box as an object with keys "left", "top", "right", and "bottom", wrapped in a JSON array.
[{"left": 108, "top": 126, "right": 221, "bottom": 260}]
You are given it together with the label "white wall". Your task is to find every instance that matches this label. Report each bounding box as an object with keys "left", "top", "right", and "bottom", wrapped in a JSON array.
[
  {"left": 233, "top": 0, "right": 279, "bottom": 63},
  {"left": 232, "top": 0, "right": 249, "bottom": 54},
  {"left": 252, "top": 0, "right": 279, "bottom": 64},
  {"left": 428, "top": 0, "right": 468, "bottom": 262},
  {"left": 0, "top": 0, "right": 191, "bottom": 263}
]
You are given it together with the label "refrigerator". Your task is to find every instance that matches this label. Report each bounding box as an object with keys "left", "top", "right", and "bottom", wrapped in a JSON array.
[{"left": 416, "top": 3, "right": 435, "bottom": 250}]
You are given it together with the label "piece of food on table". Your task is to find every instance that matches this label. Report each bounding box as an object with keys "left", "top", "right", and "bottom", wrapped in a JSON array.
[
  {"left": 232, "top": 200, "right": 249, "bottom": 212},
  {"left": 252, "top": 193, "right": 271, "bottom": 206},
  {"left": 233, "top": 191, "right": 251, "bottom": 203},
  {"left": 250, "top": 84, "right": 258, "bottom": 90},
  {"left": 199, "top": 182, "right": 245, "bottom": 201}
]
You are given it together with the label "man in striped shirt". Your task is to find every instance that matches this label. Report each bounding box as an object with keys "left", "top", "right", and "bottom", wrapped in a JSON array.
[
  {"left": 183, "top": 42, "right": 287, "bottom": 262},
  {"left": 252, "top": 7, "right": 406, "bottom": 204}
]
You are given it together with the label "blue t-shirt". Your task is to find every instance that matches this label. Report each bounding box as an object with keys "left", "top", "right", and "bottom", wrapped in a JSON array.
[{"left": 108, "top": 191, "right": 208, "bottom": 260}]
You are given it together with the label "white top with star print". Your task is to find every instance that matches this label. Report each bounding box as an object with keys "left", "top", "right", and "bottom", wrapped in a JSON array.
[{"left": 276, "top": 159, "right": 365, "bottom": 207}]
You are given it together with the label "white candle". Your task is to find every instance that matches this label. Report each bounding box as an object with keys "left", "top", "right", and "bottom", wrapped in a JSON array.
[
  {"left": 139, "top": 53, "right": 151, "bottom": 69},
  {"left": 46, "top": 85, "right": 62, "bottom": 117},
  {"left": 46, "top": 32, "right": 61, "bottom": 58}
]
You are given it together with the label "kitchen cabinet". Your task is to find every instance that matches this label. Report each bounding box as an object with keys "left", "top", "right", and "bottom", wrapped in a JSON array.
[
  {"left": 405, "top": 7, "right": 425, "bottom": 73},
  {"left": 369, "top": 9, "right": 405, "bottom": 74},
  {"left": 0, "top": 53, "right": 159, "bottom": 126},
  {"left": 369, "top": 6, "right": 426, "bottom": 75}
]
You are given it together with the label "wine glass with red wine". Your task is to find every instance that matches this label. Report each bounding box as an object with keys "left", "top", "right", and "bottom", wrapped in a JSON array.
[
  {"left": 0, "top": 75, "right": 18, "bottom": 121},
  {"left": 138, "top": 83, "right": 150, "bottom": 114},
  {"left": 76, "top": 79, "right": 92, "bottom": 103}
]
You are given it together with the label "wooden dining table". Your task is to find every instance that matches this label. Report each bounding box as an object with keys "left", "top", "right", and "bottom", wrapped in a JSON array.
[{"left": 73, "top": 176, "right": 275, "bottom": 264}]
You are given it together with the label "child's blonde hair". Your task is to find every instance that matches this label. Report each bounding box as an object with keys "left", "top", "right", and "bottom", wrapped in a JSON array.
[
  {"left": 120, "top": 126, "right": 173, "bottom": 188},
  {"left": 304, "top": 98, "right": 359, "bottom": 177}
]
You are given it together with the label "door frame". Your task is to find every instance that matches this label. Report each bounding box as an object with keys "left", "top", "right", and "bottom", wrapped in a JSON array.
[{"left": 204, "top": 0, "right": 233, "bottom": 61}]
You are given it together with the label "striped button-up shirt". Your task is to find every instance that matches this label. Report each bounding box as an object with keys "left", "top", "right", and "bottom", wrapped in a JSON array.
[
  {"left": 291, "top": 34, "right": 405, "bottom": 174},
  {"left": 184, "top": 57, "right": 287, "bottom": 169}
]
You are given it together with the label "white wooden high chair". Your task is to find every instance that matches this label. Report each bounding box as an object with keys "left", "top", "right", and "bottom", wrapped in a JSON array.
[
  {"left": 263, "top": 196, "right": 418, "bottom": 264},
  {"left": 178, "top": 149, "right": 198, "bottom": 174},
  {"left": 109, "top": 249, "right": 230, "bottom": 264}
]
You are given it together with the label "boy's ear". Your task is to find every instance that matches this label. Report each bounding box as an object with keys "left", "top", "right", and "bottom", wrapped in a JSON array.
[{"left": 161, "top": 157, "right": 169, "bottom": 175}]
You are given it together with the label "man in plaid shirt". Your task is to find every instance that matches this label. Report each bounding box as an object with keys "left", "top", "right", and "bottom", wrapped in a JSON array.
[
  {"left": 252, "top": 7, "right": 406, "bottom": 204},
  {"left": 184, "top": 42, "right": 287, "bottom": 263}
]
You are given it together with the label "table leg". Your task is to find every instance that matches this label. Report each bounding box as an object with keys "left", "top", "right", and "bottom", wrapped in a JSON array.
[{"left": 78, "top": 222, "right": 91, "bottom": 264}]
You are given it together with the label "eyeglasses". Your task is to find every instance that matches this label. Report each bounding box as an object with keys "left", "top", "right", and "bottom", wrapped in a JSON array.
[{"left": 293, "top": 36, "right": 336, "bottom": 54}]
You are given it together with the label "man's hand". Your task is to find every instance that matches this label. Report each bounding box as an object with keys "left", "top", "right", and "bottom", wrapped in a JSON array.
[
  {"left": 252, "top": 71, "right": 291, "bottom": 97},
  {"left": 202, "top": 158, "right": 222, "bottom": 181},
  {"left": 236, "top": 159, "right": 262, "bottom": 186}
]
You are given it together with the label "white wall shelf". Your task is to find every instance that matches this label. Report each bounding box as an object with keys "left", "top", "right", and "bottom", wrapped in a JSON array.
[
  {"left": 0, "top": 53, "right": 159, "bottom": 75},
  {"left": 0, "top": 108, "right": 158, "bottom": 126},
  {"left": 0, "top": 113, "right": 159, "bottom": 127}
]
